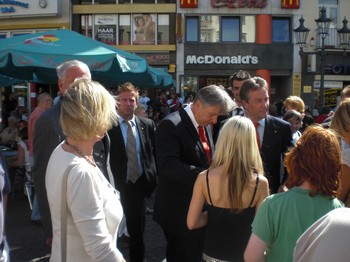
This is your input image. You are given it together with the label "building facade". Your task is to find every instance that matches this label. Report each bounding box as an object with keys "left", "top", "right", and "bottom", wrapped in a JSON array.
[{"left": 177, "top": 0, "right": 350, "bottom": 111}]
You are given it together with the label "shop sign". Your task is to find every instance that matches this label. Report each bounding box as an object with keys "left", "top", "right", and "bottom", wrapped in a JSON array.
[
  {"left": 281, "top": 0, "right": 299, "bottom": 9},
  {"left": 0, "top": 0, "right": 59, "bottom": 17},
  {"left": 186, "top": 55, "right": 258, "bottom": 65},
  {"left": 211, "top": 0, "right": 268, "bottom": 8},
  {"left": 180, "top": 0, "right": 198, "bottom": 8}
]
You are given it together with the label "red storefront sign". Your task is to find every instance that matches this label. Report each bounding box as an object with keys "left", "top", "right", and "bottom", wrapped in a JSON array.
[
  {"left": 281, "top": 0, "right": 299, "bottom": 9},
  {"left": 211, "top": 0, "right": 268, "bottom": 8},
  {"left": 180, "top": 0, "right": 198, "bottom": 8}
]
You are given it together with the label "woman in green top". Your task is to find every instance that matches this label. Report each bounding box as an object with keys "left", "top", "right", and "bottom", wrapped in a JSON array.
[{"left": 244, "top": 125, "right": 344, "bottom": 262}]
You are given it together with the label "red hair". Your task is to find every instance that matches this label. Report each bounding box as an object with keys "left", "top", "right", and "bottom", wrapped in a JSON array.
[{"left": 285, "top": 125, "right": 341, "bottom": 197}]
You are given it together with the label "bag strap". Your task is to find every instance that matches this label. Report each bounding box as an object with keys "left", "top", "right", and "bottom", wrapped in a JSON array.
[{"left": 61, "top": 164, "right": 76, "bottom": 262}]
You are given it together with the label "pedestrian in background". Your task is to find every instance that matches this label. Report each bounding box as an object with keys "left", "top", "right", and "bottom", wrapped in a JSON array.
[
  {"left": 240, "top": 77, "right": 293, "bottom": 193},
  {"left": 33, "top": 60, "right": 113, "bottom": 247},
  {"left": 108, "top": 82, "right": 157, "bottom": 262},
  {"left": 330, "top": 98, "right": 350, "bottom": 206},
  {"left": 46, "top": 78, "right": 125, "bottom": 261},
  {"left": 154, "top": 85, "right": 233, "bottom": 262},
  {"left": 213, "top": 70, "right": 251, "bottom": 144},
  {"left": 187, "top": 116, "right": 269, "bottom": 261}
]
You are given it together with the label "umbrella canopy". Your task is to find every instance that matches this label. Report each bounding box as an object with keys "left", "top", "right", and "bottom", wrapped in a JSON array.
[
  {"left": 0, "top": 29, "right": 170, "bottom": 87},
  {"left": 148, "top": 66, "right": 175, "bottom": 88},
  {"left": 0, "top": 74, "right": 25, "bottom": 87}
]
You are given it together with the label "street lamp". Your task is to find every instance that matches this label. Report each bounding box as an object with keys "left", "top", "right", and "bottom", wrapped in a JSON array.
[
  {"left": 293, "top": 7, "right": 332, "bottom": 110},
  {"left": 337, "top": 17, "right": 350, "bottom": 53}
]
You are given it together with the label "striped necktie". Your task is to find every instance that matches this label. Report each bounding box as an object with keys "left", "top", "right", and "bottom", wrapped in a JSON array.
[{"left": 124, "top": 120, "right": 139, "bottom": 183}]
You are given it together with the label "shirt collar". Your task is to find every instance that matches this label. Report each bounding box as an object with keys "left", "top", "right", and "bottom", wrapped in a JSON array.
[
  {"left": 184, "top": 103, "right": 200, "bottom": 129},
  {"left": 117, "top": 113, "right": 136, "bottom": 126}
]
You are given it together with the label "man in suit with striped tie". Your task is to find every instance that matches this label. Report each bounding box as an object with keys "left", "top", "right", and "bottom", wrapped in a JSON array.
[{"left": 108, "top": 82, "right": 157, "bottom": 262}]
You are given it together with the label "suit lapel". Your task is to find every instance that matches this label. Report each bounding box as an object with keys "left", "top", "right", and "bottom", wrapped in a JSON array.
[
  {"left": 113, "top": 124, "right": 126, "bottom": 155},
  {"left": 179, "top": 107, "right": 209, "bottom": 163},
  {"left": 135, "top": 116, "right": 146, "bottom": 157}
]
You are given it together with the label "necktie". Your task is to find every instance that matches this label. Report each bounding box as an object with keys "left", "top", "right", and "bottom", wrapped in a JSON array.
[
  {"left": 198, "top": 126, "right": 211, "bottom": 162},
  {"left": 253, "top": 122, "right": 261, "bottom": 149},
  {"left": 124, "top": 120, "right": 139, "bottom": 183}
]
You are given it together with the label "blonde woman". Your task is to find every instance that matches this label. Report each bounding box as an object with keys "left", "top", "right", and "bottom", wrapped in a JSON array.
[
  {"left": 46, "top": 79, "right": 125, "bottom": 262},
  {"left": 187, "top": 116, "right": 269, "bottom": 261}
]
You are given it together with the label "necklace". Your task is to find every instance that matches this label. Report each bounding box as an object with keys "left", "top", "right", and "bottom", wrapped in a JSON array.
[{"left": 65, "top": 140, "right": 96, "bottom": 167}]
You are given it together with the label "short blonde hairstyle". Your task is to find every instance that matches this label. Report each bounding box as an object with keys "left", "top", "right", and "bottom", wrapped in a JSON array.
[
  {"left": 211, "top": 116, "right": 264, "bottom": 212},
  {"left": 331, "top": 98, "right": 350, "bottom": 138},
  {"left": 61, "top": 78, "right": 118, "bottom": 140},
  {"left": 284, "top": 96, "right": 305, "bottom": 114}
]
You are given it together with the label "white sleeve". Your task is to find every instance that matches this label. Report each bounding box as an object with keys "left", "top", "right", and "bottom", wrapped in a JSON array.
[{"left": 67, "top": 167, "right": 123, "bottom": 262}]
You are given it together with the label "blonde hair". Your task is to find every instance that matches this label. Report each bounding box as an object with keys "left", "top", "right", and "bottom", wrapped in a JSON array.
[
  {"left": 331, "top": 98, "right": 350, "bottom": 138},
  {"left": 211, "top": 116, "right": 264, "bottom": 212},
  {"left": 284, "top": 96, "right": 305, "bottom": 114},
  {"left": 61, "top": 78, "right": 118, "bottom": 140}
]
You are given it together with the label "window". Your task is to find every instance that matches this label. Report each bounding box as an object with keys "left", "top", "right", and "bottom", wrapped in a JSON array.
[
  {"left": 242, "top": 16, "right": 255, "bottom": 43},
  {"left": 81, "top": 14, "right": 168, "bottom": 45},
  {"left": 186, "top": 17, "right": 198, "bottom": 42},
  {"left": 158, "top": 14, "right": 169, "bottom": 44},
  {"left": 221, "top": 17, "right": 239, "bottom": 42},
  {"left": 319, "top": 0, "right": 338, "bottom": 27},
  {"left": 185, "top": 15, "right": 250, "bottom": 43},
  {"left": 200, "top": 15, "right": 219, "bottom": 42},
  {"left": 94, "top": 15, "right": 117, "bottom": 45},
  {"left": 81, "top": 15, "right": 93, "bottom": 38},
  {"left": 272, "top": 18, "right": 290, "bottom": 43},
  {"left": 119, "top": 15, "right": 131, "bottom": 45}
]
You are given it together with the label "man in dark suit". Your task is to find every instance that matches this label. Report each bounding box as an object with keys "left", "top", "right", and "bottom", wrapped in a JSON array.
[
  {"left": 213, "top": 70, "right": 251, "bottom": 143},
  {"left": 108, "top": 82, "right": 157, "bottom": 262},
  {"left": 240, "top": 77, "right": 294, "bottom": 193},
  {"left": 33, "top": 60, "right": 113, "bottom": 246},
  {"left": 154, "top": 85, "right": 233, "bottom": 262}
]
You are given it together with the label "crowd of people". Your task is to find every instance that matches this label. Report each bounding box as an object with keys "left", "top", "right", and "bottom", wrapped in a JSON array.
[{"left": 1, "top": 63, "right": 350, "bottom": 262}]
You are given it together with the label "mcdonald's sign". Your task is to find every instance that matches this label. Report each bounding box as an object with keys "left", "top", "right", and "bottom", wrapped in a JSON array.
[
  {"left": 180, "top": 0, "right": 198, "bottom": 8},
  {"left": 282, "top": 0, "right": 300, "bottom": 9}
]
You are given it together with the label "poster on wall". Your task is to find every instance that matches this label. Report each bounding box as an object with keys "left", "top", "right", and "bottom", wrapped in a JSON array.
[
  {"left": 95, "top": 15, "right": 117, "bottom": 45},
  {"left": 133, "top": 14, "right": 156, "bottom": 45}
]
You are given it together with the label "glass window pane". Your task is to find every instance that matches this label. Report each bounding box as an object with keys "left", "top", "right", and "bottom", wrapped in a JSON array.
[
  {"left": 272, "top": 18, "right": 290, "bottom": 42},
  {"left": 98, "top": 0, "right": 116, "bottom": 3},
  {"left": 158, "top": 14, "right": 169, "bottom": 45},
  {"left": 222, "top": 17, "right": 239, "bottom": 42},
  {"left": 319, "top": 0, "right": 338, "bottom": 5},
  {"left": 94, "top": 15, "right": 117, "bottom": 45},
  {"left": 81, "top": 15, "right": 93, "bottom": 38},
  {"left": 242, "top": 15, "right": 255, "bottom": 42},
  {"left": 133, "top": 0, "right": 154, "bottom": 3},
  {"left": 119, "top": 15, "right": 131, "bottom": 45},
  {"left": 200, "top": 15, "right": 219, "bottom": 43},
  {"left": 186, "top": 17, "right": 198, "bottom": 42},
  {"left": 133, "top": 14, "right": 156, "bottom": 44}
]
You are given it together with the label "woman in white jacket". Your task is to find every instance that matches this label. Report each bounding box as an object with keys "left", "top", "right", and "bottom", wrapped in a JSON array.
[{"left": 46, "top": 78, "right": 125, "bottom": 262}]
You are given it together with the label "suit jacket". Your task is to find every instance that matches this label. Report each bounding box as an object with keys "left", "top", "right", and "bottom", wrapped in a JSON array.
[
  {"left": 108, "top": 116, "right": 157, "bottom": 197},
  {"left": 153, "top": 107, "right": 211, "bottom": 236},
  {"left": 261, "top": 115, "right": 293, "bottom": 193},
  {"left": 33, "top": 100, "right": 113, "bottom": 238}
]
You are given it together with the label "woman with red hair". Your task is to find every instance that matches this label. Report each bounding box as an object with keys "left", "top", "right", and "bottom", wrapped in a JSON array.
[{"left": 244, "top": 125, "right": 344, "bottom": 262}]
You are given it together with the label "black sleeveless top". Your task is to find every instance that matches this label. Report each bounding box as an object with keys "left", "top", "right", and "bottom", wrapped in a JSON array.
[{"left": 203, "top": 170, "right": 259, "bottom": 261}]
